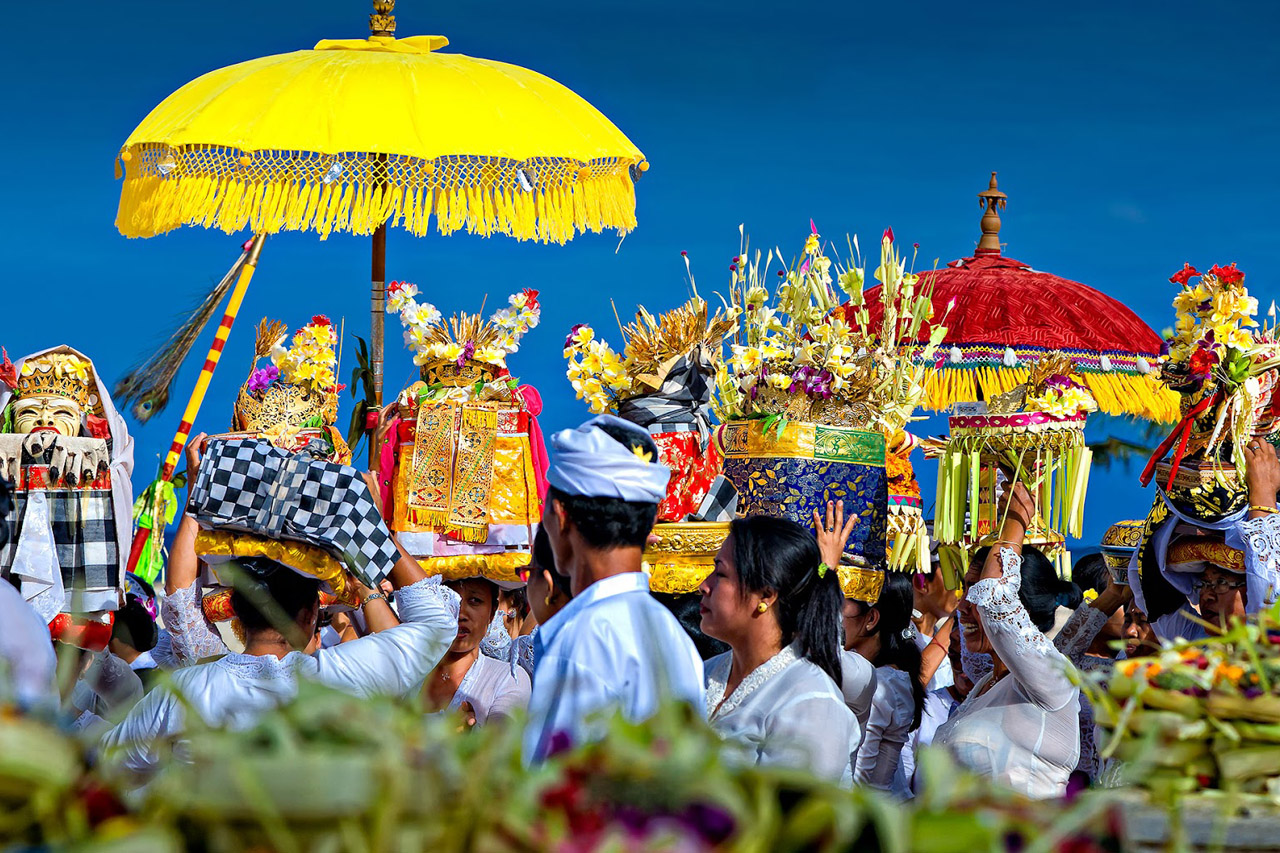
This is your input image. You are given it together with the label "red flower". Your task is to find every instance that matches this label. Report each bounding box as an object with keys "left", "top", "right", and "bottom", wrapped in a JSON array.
[
  {"left": 883, "top": 227, "right": 895, "bottom": 244},
  {"left": 386, "top": 280, "right": 405, "bottom": 295},
  {"left": 1208, "top": 262, "right": 1245, "bottom": 285},
  {"left": 522, "top": 288, "right": 540, "bottom": 311},
  {"left": 1169, "top": 263, "right": 1200, "bottom": 286},
  {"left": 310, "top": 315, "right": 332, "bottom": 327},
  {"left": 0, "top": 348, "right": 15, "bottom": 391},
  {"left": 1189, "top": 347, "right": 1219, "bottom": 377}
]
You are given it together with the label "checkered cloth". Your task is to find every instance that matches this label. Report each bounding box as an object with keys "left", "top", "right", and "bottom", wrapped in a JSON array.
[
  {"left": 0, "top": 487, "right": 119, "bottom": 605},
  {"left": 694, "top": 474, "right": 738, "bottom": 523},
  {"left": 188, "top": 438, "right": 397, "bottom": 589},
  {"left": 616, "top": 349, "right": 715, "bottom": 446}
]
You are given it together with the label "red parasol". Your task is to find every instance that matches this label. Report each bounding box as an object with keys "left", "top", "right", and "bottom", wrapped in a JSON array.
[{"left": 855, "top": 173, "right": 1178, "bottom": 423}]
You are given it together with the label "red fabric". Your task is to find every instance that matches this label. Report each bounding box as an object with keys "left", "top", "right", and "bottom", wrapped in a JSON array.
[
  {"left": 651, "top": 432, "right": 722, "bottom": 522},
  {"left": 49, "top": 612, "right": 114, "bottom": 652},
  {"left": 855, "top": 255, "right": 1163, "bottom": 356},
  {"left": 85, "top": 415, "right": 110, "bottom": 440},
  {"left": 519, "top": 385, "right": 550, "bottom": 500}
]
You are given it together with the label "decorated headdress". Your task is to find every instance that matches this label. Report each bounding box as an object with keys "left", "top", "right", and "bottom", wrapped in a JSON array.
[
  {"left": 713, "top": 226, "right": 947, "bottom": 572},
  {"left": 840, "top": 564, "right": 885, "bottom": 605},
  {"left": 1100, "top": 519, "right": 1144, "bottom": 573},
  {"left": 1140, "top": 263, "right": 1280, "bottom": 521},
  {"left": 1167, "top": 537, "right": 1245, "bottom": 575},
  {"left": 928, "top": 352, "right": 1097, "bottom": 586},
  {"left": 388, "top": 282, "right": 539, "bottom": 388},
  {"left": 0, "top": 349, "right": 102, "bottom": 416},
  {"left": 233, "top": 317, "right": 344, "bottom": 436}
]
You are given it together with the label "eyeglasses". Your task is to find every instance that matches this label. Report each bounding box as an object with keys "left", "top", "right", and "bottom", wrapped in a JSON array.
[{"left": 1192, "top": 577, "right": 1247, "bottom": 594}]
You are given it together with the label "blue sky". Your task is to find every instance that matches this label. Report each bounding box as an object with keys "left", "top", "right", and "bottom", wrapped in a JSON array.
[{"left": 3, "top": 1, "right": 1277, "bottom": 547}]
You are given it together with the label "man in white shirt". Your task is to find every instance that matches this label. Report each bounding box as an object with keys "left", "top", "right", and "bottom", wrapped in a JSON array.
[{"left": 524, "top": 415, "right": 705, "bottom": 762}]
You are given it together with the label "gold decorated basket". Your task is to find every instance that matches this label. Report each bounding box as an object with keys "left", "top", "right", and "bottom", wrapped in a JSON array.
[{"left": 642, "top": 522, "right": 730, "bottom": 594}]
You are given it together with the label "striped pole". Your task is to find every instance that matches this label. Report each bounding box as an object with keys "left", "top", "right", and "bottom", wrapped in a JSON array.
[{"left": 160, "top": 234, "right": 267, "bottom": 481}]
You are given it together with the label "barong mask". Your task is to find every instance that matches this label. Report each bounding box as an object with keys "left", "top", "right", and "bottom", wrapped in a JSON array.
[{"left": 1, "top": 350, "right": 101, "bottom": 437}]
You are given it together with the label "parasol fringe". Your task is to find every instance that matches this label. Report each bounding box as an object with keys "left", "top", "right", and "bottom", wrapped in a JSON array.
[
  {"left": 117, "top": 155, "right": 640, "bottom": 247},
  {"left": 916, "top": 365, "right": 1178, "bottom": 423}
]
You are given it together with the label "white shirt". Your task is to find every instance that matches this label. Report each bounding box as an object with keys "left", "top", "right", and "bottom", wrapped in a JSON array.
[
  {"left": 524, "top": 572, "right": 704, "bottom": 762},
  {"left": 854, "top": 666, "right": 915, "bottom": 796},
  {"left": 441, "top": 653, "right": 531, "bottom": 725},
  {"left": 0, "top": 579, "right": 57, "bottom": 712},
  {"left": 934, "top": 549, "right": 1080, "bottom": 799},
  {"left": 706, "top": 644, "right": 857, "bottom": 784},
  {"left": 840, "top": 650, "right": 877, "bottom": 748},
  {"left": 101, "top": 578, "right": 458, "bottom": 781}
]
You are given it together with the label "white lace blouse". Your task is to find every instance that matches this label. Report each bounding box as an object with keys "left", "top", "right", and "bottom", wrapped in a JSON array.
[
  {"left": 933, "top": 549, "right": 1081, "bottom": 798},
  {"left": 437, "top": 654, "right": 531, "bottom": 725},
  {"left": 101, "top": 577, "right": 459, "bottom": 781},
  {"left": 854, "top": 666, "right": 915, "bottom": 796},
  {"left": 705, "top": 644, "right": 858, "bottom": 784}
]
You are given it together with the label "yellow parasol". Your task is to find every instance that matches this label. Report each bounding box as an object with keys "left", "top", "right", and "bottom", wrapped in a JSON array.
[{"left": 115, "top": 0, "right": 647, "bottom": 418}]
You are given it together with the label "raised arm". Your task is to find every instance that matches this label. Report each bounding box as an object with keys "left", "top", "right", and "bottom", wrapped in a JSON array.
[
  {"left": 1240, "top": 442, "right": 1280, "bottom": 611},
  {"left": 969, "top": 482, "right": 1074, "bottom": 711},
  {"left": 1054, "top": 582, "right": 1131, "bottom": 665}
]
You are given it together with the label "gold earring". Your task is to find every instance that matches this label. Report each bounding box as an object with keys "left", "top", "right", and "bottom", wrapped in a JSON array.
[
  {"left": 545, "top": 594, "right": 554, "bottom": 608},
  {"left": 757, "top": 602, "right": 769, "bottom": 614}
]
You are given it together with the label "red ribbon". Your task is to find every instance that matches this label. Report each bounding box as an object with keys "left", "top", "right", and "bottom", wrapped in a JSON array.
[{"left": 1140, "top": 391, "right": 1223, "bottom": 490}]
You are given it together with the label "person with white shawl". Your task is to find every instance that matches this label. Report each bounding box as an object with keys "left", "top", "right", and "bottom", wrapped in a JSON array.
[
  {"left": 700, "top": 515, "right": 857, "bottom": 783},
  {"left": 524, "top": 415, "right": 704, "bottom": 763}
]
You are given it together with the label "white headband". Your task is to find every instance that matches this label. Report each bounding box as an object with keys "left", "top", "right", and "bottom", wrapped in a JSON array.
[{"left": 547, "top": 414, "right": 670, "bottom": 503}]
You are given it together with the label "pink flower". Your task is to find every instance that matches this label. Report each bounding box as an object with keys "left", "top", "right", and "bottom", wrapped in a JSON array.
[{"left": 883, "top": 227, "right": 895, "bottom": 244}]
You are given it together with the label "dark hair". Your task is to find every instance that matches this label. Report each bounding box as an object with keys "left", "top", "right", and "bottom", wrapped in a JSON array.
[
  {"left": 1138, "top": 534, "right": 1187, "bottom": 622},
  {"left": 532, "top": 526, "right": 573, "bottom": 599},
  {"left": 971, "top": 545, "right": 1082, "bottom": 633},
  {"left": 501, "top": 586, "right": 530, "bottom": 622},
  {"left": 230, "top": 558, "right": 322, "bottom": 635},
  {"left": 729, "top": 515, "right": 843, "bottom": 686},
  {"left": 1072, "top": 553, "right": 1110, "bottom": 596},
  {"left": 546, "top": 422, "right": 661, "bottom": 550},
  {"left": 111, "top": 598, "right": 158, "bottom": 653},
  {"left": 653, "top": 591, "right": 730, "bottom": 661},
  {"left": 864, "top": 572, "right": 925, "bottom": 731}
]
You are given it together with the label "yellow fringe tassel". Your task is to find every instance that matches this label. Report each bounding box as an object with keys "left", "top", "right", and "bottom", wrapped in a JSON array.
[
  {"left": 118, "top": 150, "right": 639, "bottom": 245},
  {"left": 921, "top": 367, "right": 1179, "bottom": 423}
]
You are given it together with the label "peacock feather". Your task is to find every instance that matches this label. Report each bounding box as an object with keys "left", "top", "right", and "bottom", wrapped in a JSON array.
[{"left": 115, "top": 247, "right": 250, "bottom": 423}]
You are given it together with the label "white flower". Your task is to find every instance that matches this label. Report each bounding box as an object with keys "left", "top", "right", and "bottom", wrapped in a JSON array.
[{"left": 1137, "top": 357, "right": 1151, "bottom": 375}]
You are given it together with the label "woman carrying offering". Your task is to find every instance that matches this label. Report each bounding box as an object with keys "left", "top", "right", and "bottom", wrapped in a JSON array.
[
  {"left": 424, "top": 576, "right": 530, "bottom": 726},
  {"left": 698, "top": 515, "right": 857, "bottom": 782},
  {"left": 932, "top": 481, "right": 1081, "bottom": 799}
]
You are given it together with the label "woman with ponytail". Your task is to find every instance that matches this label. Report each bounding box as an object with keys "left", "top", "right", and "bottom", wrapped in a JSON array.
[
  {"left": 845, "top": 571, "right": 926, "bottom": 796},
  {"left": 698, "top": 515, "right": 858, "bottom": 782}
]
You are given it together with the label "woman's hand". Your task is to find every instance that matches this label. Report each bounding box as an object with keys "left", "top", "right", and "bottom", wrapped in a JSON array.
[
  {"left": 813, "top": 500, "right": 858, "bottom": 570},
  {"left": 372, "top": 403, "right": 398, "bottom": 453},
  {"left": 1245, "top": 440, "right": 1280, "bottom": 513},
  {"left": 997, "top": 479, "right": 1035, "bottom": 544},
  {"left": 184, "top": 432, "right": 208, "bottom": 485}
]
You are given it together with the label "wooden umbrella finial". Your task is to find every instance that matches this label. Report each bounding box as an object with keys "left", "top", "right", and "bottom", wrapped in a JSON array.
[
  {"left": 370, "top": 0, "right": 397, "bottom": 37},
  {"left": 976, "top": 171, "right": 1007, "bottom": 257}
]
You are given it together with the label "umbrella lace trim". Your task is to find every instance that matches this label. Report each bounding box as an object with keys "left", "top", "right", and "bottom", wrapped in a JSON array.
[{"left": 116, "top": 145, "right": 640, "bottom": 245}]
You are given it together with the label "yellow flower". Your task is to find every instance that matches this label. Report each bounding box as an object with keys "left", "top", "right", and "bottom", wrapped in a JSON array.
[
  {"left": 766, "top": 372, "right": 792, "bottom": 390},
  {"left": 731, "top": 346, "right": 763, "bottom": 373},
  {"left": 804, "top": 232, "right": 821, "bottom": 256}
]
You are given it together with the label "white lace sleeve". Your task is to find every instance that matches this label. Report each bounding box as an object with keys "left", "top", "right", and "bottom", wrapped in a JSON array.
[
  {"left": 511, "top": 633, "right": 536, "bottom": 678},
  {"left": 968, "top": 548, "right": 1074, "bottom": 711},
  {"left": 158, "top": 583, "right": 227, "bottom": 665},
  {"left": 1240, "top": 512, "right": 1280, "bottom": 610},
  {"left": 1053, "top": 602, "right": 1111, "bottom": 665},
  {"left": 959, "top": 628, "right": 993, "bottom": 684},
  {"left": 395, "top": 575, "right": 460, "bottom": 623}
]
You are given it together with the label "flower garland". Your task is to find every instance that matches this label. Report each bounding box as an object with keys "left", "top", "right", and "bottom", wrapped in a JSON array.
[
  {"left": 1165, "top": 263, "right": 1275, "bottom": 393},
  {"left": 1024, "top": 374, "right": 1098, "bottom": 419},
  {"left": 387, "top": 282, "right": 540, "bottom": 370}
]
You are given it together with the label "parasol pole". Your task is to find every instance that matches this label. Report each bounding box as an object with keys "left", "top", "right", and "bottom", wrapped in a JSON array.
[
  {"left": 159, "top": 233, "right": 267, "bottom": 481},
  {"left": 367, "top": 1, "right": 396, "bottom": 467}
]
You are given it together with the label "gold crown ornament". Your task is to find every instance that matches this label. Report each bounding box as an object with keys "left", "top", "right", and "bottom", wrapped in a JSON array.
[
  {"left": 387, "top": 282, "right": 540, "bottom": 389},
  {"left": 2, "top": 349, "right": 101, "bottom": 414},
  {"left": 232, "top": 318, "right": 343, "bottom": 434},
  {"left": 840, "top": 563, "right": 885, "bottom": 605}
]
